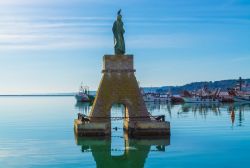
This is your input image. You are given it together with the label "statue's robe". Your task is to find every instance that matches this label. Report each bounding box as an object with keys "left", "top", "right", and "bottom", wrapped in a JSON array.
[{"left": 112, "top": 20, "right": 125, "bottom": 54}]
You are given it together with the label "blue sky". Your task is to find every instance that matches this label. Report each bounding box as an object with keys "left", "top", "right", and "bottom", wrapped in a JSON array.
[{"left": 0, "top": 0, "right": 249, "bottom": 94}]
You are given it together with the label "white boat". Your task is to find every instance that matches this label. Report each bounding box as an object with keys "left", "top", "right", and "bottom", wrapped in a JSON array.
[
  {"left": 143, "top": 93, "right": 171, "bottom": 102},
  {"left": 140, "top": 88, "right": 171, "bottom": 102},
  {"left": 183, "top": 97, "right": 220, "bottom": 103},
  {"left": 75, "top": 84, "right": 95, "bottom": 102},
  {"left": 75, "top": 92, "right": 90, "bottom": 102}
]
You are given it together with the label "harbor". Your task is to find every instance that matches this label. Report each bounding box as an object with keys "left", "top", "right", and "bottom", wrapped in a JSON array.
[
  {"left": 0, "top": 0, "right": 249, "bottom": 167},
  {"left": 1, "top": 96, "right": 250, "bottom": 167},
  {"left": 76, "top": 77, "right": 250, "bottom": 104}
]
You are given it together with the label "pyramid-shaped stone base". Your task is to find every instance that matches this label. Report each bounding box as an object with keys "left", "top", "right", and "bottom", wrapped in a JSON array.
[{"left": 74, "top": 55, "right": 170, "bottom": 137}]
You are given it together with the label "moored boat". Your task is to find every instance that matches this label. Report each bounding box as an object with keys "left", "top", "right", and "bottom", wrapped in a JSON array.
[
  {"left": 183, "top": 97, "right": 220, "bottom": 103},
  {"left": 228, "top": 77, "right": 250, "bottom": 103},
  {"left": 75, "top": 84, "right": 95, "bottom": 102},
  {"left": 182, "top": 87, "right": 221, "bottom": 103},
  {"left": 141, "top": 88, "right": 171, "bottom": 102},
  {"left": 143, "top": 92, "right": 171, "bottom": 102},
  {"left": 171, "top": 95, "right": 184, "bottom": 103}
]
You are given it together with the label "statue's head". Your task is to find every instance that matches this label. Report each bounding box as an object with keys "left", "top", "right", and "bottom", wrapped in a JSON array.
[{"left": 117, "top": 9, "right": 122, "bottom": 21}]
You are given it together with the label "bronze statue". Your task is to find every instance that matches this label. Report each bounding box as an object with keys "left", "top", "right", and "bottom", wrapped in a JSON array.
[{"left": 112, "top": 9, "right": 125, "bottom": 55}]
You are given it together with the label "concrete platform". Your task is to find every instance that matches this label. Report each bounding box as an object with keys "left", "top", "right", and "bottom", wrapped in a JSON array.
[
  {"left": 125, "top": 120, "right": 170, "bottom": 137},
  {"left": 74, "top": 119, "right": 111, "bottom": 136},
  {"left": 74, "top": 119, "right": 170, "bottom": 137}
]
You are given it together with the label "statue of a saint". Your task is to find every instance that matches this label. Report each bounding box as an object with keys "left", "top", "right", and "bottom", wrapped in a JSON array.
[{"left": 112, "top": 9, "right": 125, "bottom": 55}]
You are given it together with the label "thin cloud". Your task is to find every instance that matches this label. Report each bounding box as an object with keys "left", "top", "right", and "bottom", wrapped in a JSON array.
[
  {"left": 0, "top": 0, "right": 114, "bottom": 6},
  {"left": 0, "top": 33, "right": 197, "bottom": 50},
  {"left": 0, "top": 34, "right": 111, "bottom": 50},
  {"left": 0, "top": 15, "right": 249, "bottom": 50},
  {"left": 231, "top": 56, "right": 250, "bottom": 62},
  {"left": 127, "top": 34, "right": 195, "bottom": 49},
  {"left": 0, "top": 16, "right": 113, "bottom": 50}
]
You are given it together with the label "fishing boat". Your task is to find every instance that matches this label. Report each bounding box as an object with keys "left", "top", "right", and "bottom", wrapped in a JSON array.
[
  {"left": 183, "top": 97, "right": 220, "bottom": 103},
  {"left": 182, "top": 87, "right": 221, "bottom": 103},
  {"left": 75, "top": 84, "right": 95, "bottom": 102},
  {"left": 218, "top": 91, "right": 234, "bottom": 103},
  {"left": 171, "top": 95, "right": 184, "bottom": 103},
  {"left": 228, "top": 77, "right": 250, "bottom": 103}
]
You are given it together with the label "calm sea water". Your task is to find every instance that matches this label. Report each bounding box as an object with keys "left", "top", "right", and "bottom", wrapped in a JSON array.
[{"left": 0, "top": 96, "right": 250, "bottom": 168}]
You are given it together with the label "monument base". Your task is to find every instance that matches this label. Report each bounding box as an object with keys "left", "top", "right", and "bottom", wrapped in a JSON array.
[
  {"left": 74, "top": 119, "right": 170, "bottom": 137},
  {"left": 74, "top": 120, "right": 110, "bottom": 136},
  {"left": 124, "top": 120, "right": 170, "bottom": 137},
  {"left": 74, "top": 54, "right": 171, "bottom": 138}
]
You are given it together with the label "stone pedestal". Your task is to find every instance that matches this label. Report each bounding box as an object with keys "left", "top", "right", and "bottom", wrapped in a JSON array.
[{"left": 74, "top": 55, "right": 170, "bottom": 137}]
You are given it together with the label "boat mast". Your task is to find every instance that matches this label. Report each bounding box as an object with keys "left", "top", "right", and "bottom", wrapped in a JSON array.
[{"left": 239, "top": 77, "right": 243, "bottom": 91}]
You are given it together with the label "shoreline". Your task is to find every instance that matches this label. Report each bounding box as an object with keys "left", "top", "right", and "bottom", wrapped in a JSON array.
[{"left": 0, "top": 94, "right": 75, "bottom": 97}]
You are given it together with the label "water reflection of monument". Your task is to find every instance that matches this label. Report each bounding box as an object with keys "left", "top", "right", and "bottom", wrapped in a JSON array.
[{"left": 75, "top": 133, "right": 170, "bottom": 168}]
